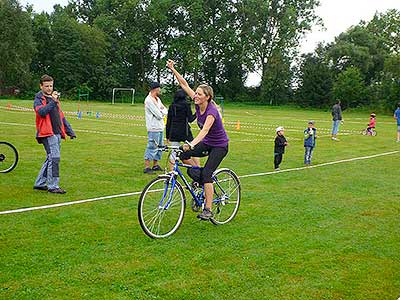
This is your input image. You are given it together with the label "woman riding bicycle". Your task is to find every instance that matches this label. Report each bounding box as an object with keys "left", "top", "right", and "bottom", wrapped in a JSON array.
[{"left": 166, "top": 59, "right": 229, "bottom": 220}]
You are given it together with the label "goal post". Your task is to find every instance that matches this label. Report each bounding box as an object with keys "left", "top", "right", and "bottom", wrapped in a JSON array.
[{"left": 112, "top": 88, "right": 135, "bottom": 104}]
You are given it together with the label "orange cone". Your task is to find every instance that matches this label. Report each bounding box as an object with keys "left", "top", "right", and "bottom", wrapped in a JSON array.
[
  {"left": 236, "top": 120, "right": 240, "bottom": 130},
  {"left": 6, "top": 102, "right": 12, "bottom": 109}
]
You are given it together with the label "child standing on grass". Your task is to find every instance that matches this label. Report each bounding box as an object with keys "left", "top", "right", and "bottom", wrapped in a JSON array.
[
  {"left": 367, "top": 113, "right": 376, "bottom": 135},
  {"left": 304, "top": 120, "right": 317, "bottom": 166},
  {"left": 274, "top": 126, "right": 288, "bottom": 171}
]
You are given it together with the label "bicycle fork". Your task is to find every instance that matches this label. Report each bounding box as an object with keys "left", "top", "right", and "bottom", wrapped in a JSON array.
[{"left": 158, "top": 175, "right": 176, "bottom": 210}]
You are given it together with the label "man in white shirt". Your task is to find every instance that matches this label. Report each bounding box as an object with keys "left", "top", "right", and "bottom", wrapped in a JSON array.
[{"left": 143, "top": 81, "right": 168, "bottom": 173}]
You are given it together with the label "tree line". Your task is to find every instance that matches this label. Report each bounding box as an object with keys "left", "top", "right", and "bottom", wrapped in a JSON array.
[{"left": 0, "top": 0, "right": 399, "bottom": 111}]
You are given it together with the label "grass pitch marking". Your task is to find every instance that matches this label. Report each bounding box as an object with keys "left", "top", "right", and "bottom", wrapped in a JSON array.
[{"left": 0, "top": 150, "right": 398, "bottom": 216}]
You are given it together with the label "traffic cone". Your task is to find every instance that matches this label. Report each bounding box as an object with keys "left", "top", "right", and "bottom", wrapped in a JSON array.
[
  {"left": 6, "top": 102, "right": 12, "bottom": 109},
  {"left": 236, "top": 120, "right": 240, "bottom": 130}
]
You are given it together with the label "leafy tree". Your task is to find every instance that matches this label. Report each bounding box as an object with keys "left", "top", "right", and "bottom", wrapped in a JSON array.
[
  {"left": 367, "top": 9, "right": 400, "bottom": 54},
  {"left": 332, "top": 67, "right": 366, "bottom": 108},
  {"left": 295, "top": 51, "right": 333, "bottom": 108},
  {"left": 237, "top": 0, "right": 320, "bottom": 102},
  {"left": 0, "top": 0, "right": 35, "bottom": 90},
  {"left": 31, "top": 12, "right": 53, "bottom": 77},
  {"left": 380, "top": 54, "right": 400, "bottom": 110},
  {"left": 326, "top": 25, "right": 386, "bottom": 85},
  {"left": 49, "top": 6, "right": 108, "bottom": 99}
]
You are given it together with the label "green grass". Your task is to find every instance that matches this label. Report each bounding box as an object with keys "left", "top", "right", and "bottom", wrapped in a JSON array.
[{"left": 0, "top": 99, "right": 399, "bottom": 299}]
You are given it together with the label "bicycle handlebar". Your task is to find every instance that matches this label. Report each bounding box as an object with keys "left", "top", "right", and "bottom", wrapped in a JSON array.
[{"left": 158, "top": 145, "right": 183, "bottom": 152}]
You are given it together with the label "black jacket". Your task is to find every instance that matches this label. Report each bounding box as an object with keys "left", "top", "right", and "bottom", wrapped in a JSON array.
[
  {"left": 274, "top": 135, "right": 287, "bottom": 154},
  {"left": 166, "top": 101, "right": 196, "bottom": 142}
]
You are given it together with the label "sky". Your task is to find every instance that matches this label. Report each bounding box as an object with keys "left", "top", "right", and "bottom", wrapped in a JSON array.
[{"left": 20, "top": 0, "right": 400, "bottom": 86}]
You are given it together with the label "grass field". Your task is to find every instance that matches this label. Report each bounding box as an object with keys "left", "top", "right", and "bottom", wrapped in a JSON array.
[{"left": 0, "top": 99, "right": 399, "bottom": 300}]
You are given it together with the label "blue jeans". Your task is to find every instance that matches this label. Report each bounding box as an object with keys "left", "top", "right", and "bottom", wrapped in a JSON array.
[
  {"left": 34, "top": 134, "right": 61, "bottom": 189},
  {"left": 332, "top": 120, "right": 341, "bottom": 135},
  {"left": 304, "top": 146, "right": 314, "bottom": 165},
  {"left": 144, "top": 131, "right": 163, "bottom": 161}
]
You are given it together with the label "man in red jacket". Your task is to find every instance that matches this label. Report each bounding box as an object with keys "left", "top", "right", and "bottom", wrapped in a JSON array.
[{"left": 33, "top": 75, "right": 76, "bottom": 194}]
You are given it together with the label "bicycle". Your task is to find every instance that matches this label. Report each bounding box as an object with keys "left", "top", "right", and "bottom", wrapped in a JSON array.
[
  {"left": 0, "top": 141, "right": 19, "bottom": 173},
  {"left": 360, "top": 128, "right": 377, "bottom": 136},
  {"left": 138, "top": 145, "right": 241, "bottom": 239}
]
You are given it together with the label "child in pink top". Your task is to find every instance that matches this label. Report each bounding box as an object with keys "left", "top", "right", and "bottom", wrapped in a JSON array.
[{"left": 367, "top": 113, "right": 376, "bottom": 135}]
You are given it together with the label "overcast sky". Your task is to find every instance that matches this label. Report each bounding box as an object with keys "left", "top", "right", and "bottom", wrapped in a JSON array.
[{"left": 20, "top": 0, "right": 400, "bottom": 85}]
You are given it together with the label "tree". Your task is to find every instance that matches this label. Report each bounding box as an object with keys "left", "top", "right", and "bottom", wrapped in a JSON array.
[
  {"left": 295, "top": 51, "right": 333, "bottom": 108},
  {"left": 48, "top": 6, "right": 108, "bottom": 99},
  {"left": 367, "top": 9, "right": 400, "bottom": 54},
  {"left": 380, "top": 54, "right": 400, "bottom": 110},
  {"left": 0, "top": 0, "right": 35, "bottom": 90},
  {"left": 333, "top": 67, "right": 366, "bottom": 108},
  {"left": 31, "top": 12, "right": 53, "bottom": 77},
  {"left": 326, "top": 25, "right": 386, "bottom": 85},
  {"left": 237, "top": 0, "right": 320, "bottom": 102}
]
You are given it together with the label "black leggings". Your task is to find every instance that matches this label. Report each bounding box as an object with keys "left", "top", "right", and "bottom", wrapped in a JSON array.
[{"left": 180, "top": 142, "right": 228, "bottom": 183}]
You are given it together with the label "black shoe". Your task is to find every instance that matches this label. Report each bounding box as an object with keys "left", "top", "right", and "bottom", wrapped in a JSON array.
[
  {"left": 143, "top": 167, "right": 155, "bottom": 174},
  {"left": 48, "top": 188, "right": 66, "bottom": 194},
  {"left": 152, "top": 165, "right": 163, "bottom": 172},
  {"left": 33, "top": 186, "right": 48, "bottom": 191}
]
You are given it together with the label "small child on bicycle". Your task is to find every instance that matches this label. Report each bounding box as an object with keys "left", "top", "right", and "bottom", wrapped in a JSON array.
[{"left": 367, "top": 113, "right": 376, "bottom": 135}]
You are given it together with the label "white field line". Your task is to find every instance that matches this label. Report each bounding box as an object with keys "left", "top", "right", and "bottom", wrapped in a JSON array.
[
  {"left": 0, "top": 150, "right": 398, "bottom": 216},
  {"left": 0, "top": 192, "right": 142, "bottom": 215},
  {"left": 240, "top": 150, "right": 399, "bottom": 178}
]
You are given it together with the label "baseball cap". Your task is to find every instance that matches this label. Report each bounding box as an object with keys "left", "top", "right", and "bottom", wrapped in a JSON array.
[
  {"left": 150, "top": 81, "right": 160, "bottom": 90},
  {"left": 276, "top": 126, "right": 284, "bottom": 132}
]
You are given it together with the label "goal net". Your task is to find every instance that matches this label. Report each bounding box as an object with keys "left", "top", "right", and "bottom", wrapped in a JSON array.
[{"left": 112, "top": 88, "right": 135, "bottom": 104}]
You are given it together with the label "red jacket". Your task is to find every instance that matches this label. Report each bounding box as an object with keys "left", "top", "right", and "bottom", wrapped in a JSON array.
[{"left": 34, "top": 93, "right": 74, "bottom": 142}]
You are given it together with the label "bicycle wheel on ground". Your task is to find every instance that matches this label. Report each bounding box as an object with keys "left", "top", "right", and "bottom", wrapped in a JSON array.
[
  {"left": 138, "top": 175, "right": 186, "bottom": 238},
  {"left": 0, "top": 142, "right": 18, "bottom": 173},
  {"left": 210, "top": 168, "right": 241, "bottom": 225},
  {"left": 371, "top": 130, "right": 377, "bottom": 136},
  {"left": 361, "top": 129, "right": 367, "bottom": 135}
]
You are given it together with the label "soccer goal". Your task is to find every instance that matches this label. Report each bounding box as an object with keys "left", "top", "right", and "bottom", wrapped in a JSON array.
[{"left": 112, "top": 88, "right": 135, "bottom": 104}]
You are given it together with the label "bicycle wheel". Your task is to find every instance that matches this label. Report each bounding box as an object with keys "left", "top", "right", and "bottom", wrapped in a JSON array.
[
  {"left": 138, "top": 175, "right": 186, "bottom": 238},
  {"left": 361, "top": 129, "right": 367, "bottom": 135},
  {"left": 0, "top": 142, "right": 18, "bottom": 173},
  {"left": 210, "top": 168, "right": 241, "bottom": 225},
  {"left": 371, "top": 130, "right": 377, "bottom": 136}
]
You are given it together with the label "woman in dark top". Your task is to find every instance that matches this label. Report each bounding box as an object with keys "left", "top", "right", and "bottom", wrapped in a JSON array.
[
  {"left": 166, "top": 89, "right": 196, "bottom": 144},
  {"left": 166, "top": 89, "right": 196, "bottom": 167}
]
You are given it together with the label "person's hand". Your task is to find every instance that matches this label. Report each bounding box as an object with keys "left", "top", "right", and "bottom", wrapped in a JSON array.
[
  {"left": 52, "top": 92, "right": 60, "bottom": 103},
  {"left": 166, "top": 59, "right": 175, "bottom": 70},
  {"left": 166, "top": 139, "right": 170, "bottom": 144},
  {"left": 284, "top": 142, "right": 288, "bottom": 146},
  {"left": 182, "top": 143, "right": 190, "bottom": 152}
]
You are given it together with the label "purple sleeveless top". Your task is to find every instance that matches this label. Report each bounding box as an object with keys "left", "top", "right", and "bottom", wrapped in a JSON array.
[{"left": 196, "top": 102, "right": 229, "bottom": 147}]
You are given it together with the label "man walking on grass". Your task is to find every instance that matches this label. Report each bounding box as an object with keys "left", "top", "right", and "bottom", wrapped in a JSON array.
[
  {"left": 33, "top": 75, "right": 76, "bottom": 194},
  {"left": 331, "top": 100, "right": 344, "bottom": 141}
]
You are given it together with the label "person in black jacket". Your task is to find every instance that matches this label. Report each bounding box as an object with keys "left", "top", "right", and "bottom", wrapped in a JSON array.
[
  {"left": 274, "top": 126, "right": 288, "bottom": 171},
  {"left": 166, "top": 89, "right": 196, "bottom": 165}
]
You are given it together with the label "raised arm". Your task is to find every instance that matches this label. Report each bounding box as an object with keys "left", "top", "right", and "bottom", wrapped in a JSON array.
[{"left": 166, "top": 59, "right": 195, "bottom": 99}]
